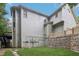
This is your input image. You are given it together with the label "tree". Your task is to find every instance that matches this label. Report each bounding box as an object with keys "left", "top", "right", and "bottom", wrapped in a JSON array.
[
  {"left": 68, "top": 3, "right": 77, "bottom": 9},
  {"left": 68, "top": 3, "right": 78, "bottom": 23},
  {"left": 0, "top": 3, "right": 7, "bottom": 19},
  {"left": 76, "top": 16, "right": 79, "bottom": 23},
  {"left": 0, "top": 3, "right": 7, "bottom": 36},
  {"left": 0, "top": 19, "right": 6, "bottom": 35}
]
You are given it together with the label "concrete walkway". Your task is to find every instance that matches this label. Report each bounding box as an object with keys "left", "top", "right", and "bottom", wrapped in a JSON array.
[
  {"left": 0, "top": 48, "right": 19, "bottom": 56},
  {"left": 72, "top": 50, "right": 79, "bottom": 53},
  {"left": 11, "top": 49, "right": 19, "bottom": 56},
  {"left": 0, "top": 48, "right": 10, "bottom": 56}
]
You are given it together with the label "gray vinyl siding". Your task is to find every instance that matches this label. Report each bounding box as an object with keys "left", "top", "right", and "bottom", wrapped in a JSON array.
[
  {"left": 50, "top": 10, "right": 62, "bottom": 25},
  {"left": 21, "top": 8, "right": 47, "bottom": 47},
  {"left": 52, "top": 22, "right": 64, "bottom": 33},
  {"left": 11, "top": 4, "right": 76, "bottom": 48},
  {"left": 62, "top": 4, "right": 76, "bottom": 30}
]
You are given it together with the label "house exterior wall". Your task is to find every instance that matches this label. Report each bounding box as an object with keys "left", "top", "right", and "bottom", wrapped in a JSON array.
[
  {"left": 12, "top": 10, "right": 16, "bottom": 47},
  {"left": 21, "top": 8, "right": 47, "bottom": 47},
  {"left": 62, "top": 4, "right": 76, "bottom": 31},
  {"left": 48, "top": 4, "right": 76, "bottom": 34},
  {"left": 45, "top": 24, "right": 53, "bottom": 37},
  {"left": 50, "top": 10, "right": 62, "bottom": 25},
  {"left": 52, "top": 22, "right": 64, "bottom": 33},
  {"left": 49, "top": 8, "right": 63, "bottom": 33},
  {"left": 12, "top": 15, "right": 14, "bottom": 47},
  {"left": 44, "top": 19, "right": 53, "bottom": 37},
  {"left": 14, "top": 10, "right": 19, "bottom": 47},
  {"left": 12, "top": 9, "right": 21, "bottom": 48},
  {"left": 11, "top": 4, "right": 77, "bottom": 48}
]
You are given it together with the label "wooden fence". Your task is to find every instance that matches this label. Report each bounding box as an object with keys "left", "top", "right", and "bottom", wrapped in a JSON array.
[
  {"left": 49, "top": 24, "right": 79, "bottom": 37},
  {"left": 65, "top": 25, "right": 79, "bottom": 35}
]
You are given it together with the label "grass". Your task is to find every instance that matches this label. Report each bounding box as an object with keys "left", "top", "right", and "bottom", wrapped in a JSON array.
[
  {"left": 3, "top": 50, "right": 14, "bottom": 56},
  {"left": 17, "top": 48, "right": 79, "bottom": 56}
]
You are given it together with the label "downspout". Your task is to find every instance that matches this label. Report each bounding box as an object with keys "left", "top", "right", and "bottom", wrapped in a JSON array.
[{"left": 18, "top": 7, "right": 21, "bottom": 48}]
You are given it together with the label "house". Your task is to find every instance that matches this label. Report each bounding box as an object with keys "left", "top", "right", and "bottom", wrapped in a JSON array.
[
  {"left": 6, "top": 19, "right": 12, "bottom": 32},
  {"left": 11, "top": 5, "right": 48, "bottom": 48},
  {"left": 44, "top": 4, "right": 76, "bottom": 36},
  {"left": 11, "top": 4, "right": 77, "bottom": 48}
]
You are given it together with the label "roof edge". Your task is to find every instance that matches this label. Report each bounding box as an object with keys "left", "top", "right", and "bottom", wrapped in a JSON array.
[
  {"left": 11, "top": 5, "right": 49, "bottom": 17},
  {"left": 49, "top": 4, "right": 66, "bottom": 18}
]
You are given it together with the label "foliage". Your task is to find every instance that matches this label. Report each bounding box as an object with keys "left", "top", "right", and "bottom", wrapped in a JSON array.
[
  {"left": 0, "top": 3, "right": 8, "bottom": 36},
  {"left": 76, "top": 16, "right": 79, "bottom": 23},
  {"left": 68, "top": 3, "right": 77, "bottom": 8},
  {"left": 68, "top": 3, "right": 78, "bottom": 21},
  {"left": 17, "top": 48, "right": 79, "bottom": 56},
  {"left": 76, "top": 16, "right": 79, "bottom": 20},
  {"left": 0, "top": 3, "right": 7, "bottom": 19},
  {"left": 3, "top": 50, "right": 14, "bottom": 56}
]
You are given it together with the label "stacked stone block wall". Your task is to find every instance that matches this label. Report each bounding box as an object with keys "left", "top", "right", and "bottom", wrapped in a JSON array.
[{"left": 48, "top": 34, "right": 79, "bottom": 51}]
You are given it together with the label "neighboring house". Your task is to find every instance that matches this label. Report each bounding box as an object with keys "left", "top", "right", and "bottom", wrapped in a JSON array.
[
  {"left": 6, "top": 19, "right": 12, "bottom": 32},
  {"left": 11, "top": 4, "right": 77, "bottom": 48}
]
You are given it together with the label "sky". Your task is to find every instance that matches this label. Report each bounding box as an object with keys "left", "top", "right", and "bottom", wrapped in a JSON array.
[
  {"left": 5, "top": 3, "right": 61, "bottom": 19},
  {"left": 5, "top": 3, "right": 79, "bottom": 20},
  {"left": 74, "top": 4, "right": 79, "bottom": 16}
]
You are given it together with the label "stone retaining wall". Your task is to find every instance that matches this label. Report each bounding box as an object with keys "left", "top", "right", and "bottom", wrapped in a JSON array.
[
  {"left": 71, "top": 34, "right": 79, "bottom": 51},
  {"left": 48, "top": 34, "right": 79, "bottom": 51}
]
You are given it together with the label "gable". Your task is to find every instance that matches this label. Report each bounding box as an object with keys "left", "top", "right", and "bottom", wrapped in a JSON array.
[{"left": 62, "top": 4, "right": 76, "bottom": 30}]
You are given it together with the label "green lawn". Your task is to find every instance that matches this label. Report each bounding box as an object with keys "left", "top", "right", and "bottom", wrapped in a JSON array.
[
  {"left": 3, "top": 50, "right": 14, "bottom": 56},
  {"left": 17, "top": 48, "right": 79, "bottom": 56}
]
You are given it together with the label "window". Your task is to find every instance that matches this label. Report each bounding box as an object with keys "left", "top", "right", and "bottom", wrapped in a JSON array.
[{"left": 23, "top": 9, "right": 27, "bottom": 17}]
